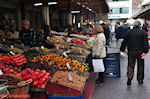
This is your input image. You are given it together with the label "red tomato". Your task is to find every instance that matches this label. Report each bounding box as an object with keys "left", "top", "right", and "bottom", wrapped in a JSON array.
[
  {"left": 20, "top": 70, "right": 27, "bottom": 76},
  {"left": 35, "top": 69, "right": 40, "bottom": 72},
  {"left": 33, "top": 80, "right": 39, "bottom": 86},
  {"left": 26, "top": 68, "right": 31, "bottom": 72},
  {"left": 39, "top": 79, "right": 44, "bottom": 85},
  {"left": 25, "top": 74, "right": 31, "bottom": 79},
  {"left": 41, "top": 70, "right": 46, "bottom": 74},
  {"left": 31, "top": 76, "right": 37, "bottom": 81}
]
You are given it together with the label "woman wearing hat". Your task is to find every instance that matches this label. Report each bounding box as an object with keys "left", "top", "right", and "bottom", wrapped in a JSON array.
[{"left": 92, "top": 25, "right": 106, "bottom": 83}]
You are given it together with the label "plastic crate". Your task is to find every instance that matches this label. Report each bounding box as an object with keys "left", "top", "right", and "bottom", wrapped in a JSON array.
[
  {"left": 104, "top": 72, "right": 120, "bottom": 78},
  {"left": 48, "top": 95, "right": 82, "bottom": 99}
]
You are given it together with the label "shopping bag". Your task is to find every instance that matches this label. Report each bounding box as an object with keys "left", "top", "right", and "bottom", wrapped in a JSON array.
[{"left": 92, "top": 59, "right": 105, "bottom": 72}]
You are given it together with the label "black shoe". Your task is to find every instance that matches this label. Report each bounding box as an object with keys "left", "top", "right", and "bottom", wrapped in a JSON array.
[
  {"left": 127, "top": 79, "right": 132, "bottom": 86},
  {"left": 96, "top": 79, "right": 104, "bottom": 84},
  {"left": 138, "top": 81, "right": 143, "bottom": 85}
]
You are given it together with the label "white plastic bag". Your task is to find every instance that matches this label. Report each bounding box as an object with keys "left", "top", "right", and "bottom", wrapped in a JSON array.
[{"left": 92, "top": 59, "right": 105, "bottom": 72}]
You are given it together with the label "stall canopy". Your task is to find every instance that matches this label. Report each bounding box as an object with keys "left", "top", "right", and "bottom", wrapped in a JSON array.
[
  {"left": 133, "top": 6, "right": 150, "bottom": 19},
  {"left": 20, "top": 0, "right": 109, "bottom": 13}
]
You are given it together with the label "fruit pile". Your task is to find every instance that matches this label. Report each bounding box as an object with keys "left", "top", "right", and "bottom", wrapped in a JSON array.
[
  {"left": 70, "top": 39, "right": 86, "bottom": 45},
  {"left": 0, "top": 53, "right": 27, "bottom": 66},
  {"left": 19, "top": 68, "right": 50, "bottom": 88},
  {"left": 0, "top": 63, "right": 20, "bottom": 74},
  {"left": 32, "top": 54, "right": 89, "bottom": 72}
]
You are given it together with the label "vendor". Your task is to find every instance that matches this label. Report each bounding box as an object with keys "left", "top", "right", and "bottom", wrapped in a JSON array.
[
  {"left": 7, "top": 25, "right": 19, "bottom": 39},
  {"left": 19, "top": 20, "right": 37, "bottom": 47}
]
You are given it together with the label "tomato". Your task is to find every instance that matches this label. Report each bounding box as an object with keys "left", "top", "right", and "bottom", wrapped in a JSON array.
[
  {"left": 33, "top": 80, "right": 39, "bottom": 86},
  {"left": 31, "top": 75, "right": 37, "bottom": 81},
  {"left": 39, "top": 79, "right": 44, "bottom": 85},
  {"left": 35, "top": 69, "right": 40, "bottom": 72},
  {"left": 20, "top": 70, "right": 27, "bottom": 76},
  {"left": 25, "top": 74, "right": 31, "bottom": 79},
  {"left": 41, "top": 70, "right": 46, "bottom": 74},
  {"left": 29, "top": 70, "right": 34, "bottom": 74},
  {"left": 26, "top": 68, "right": 31, "bottom": 72}
]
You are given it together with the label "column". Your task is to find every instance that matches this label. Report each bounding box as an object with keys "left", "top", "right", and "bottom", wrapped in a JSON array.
[
  {"left": 42, "top": 2, "right": 51, "bottom": 41},
  {"left": 67, "top": 0, "right": 72, "bottom": 37}
]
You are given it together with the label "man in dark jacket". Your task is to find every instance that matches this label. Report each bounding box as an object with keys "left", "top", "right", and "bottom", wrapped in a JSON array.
[
  {"left": 120, "top": 21, "right": 149, "bottom": 86},
  {"left": 19, "top": 20, "right": 37, "bottom": 47},
  {"left": 115, "top": 21, "right": 130, "bottom": 40}
]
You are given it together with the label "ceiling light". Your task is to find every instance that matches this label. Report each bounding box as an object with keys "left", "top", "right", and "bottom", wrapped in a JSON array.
[
  {"left": 34, "top": 3, "right": 43, "bottom": 6},
  {"left": 71, "top": 11, "right": 80, "bottom": 14},
  {"left": 48, "top": 2, "right": 57, "bottom": 5}
]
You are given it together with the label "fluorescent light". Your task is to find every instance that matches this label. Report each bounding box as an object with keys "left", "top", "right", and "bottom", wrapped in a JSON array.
[
  {"left": 34, "top": 3, "right": 43, "bottom": 6},
  {"left": 48, "top": 2, "right": 57, "bottom": 5},
  {"left": 71, "top": 11, "right": 80, "bottom": 14},
  {"left": 77, "top": 2, "right": 81, "bottom": 5},
  {"left": 89, "top": 9, "right": 92, "bottom": 11}
]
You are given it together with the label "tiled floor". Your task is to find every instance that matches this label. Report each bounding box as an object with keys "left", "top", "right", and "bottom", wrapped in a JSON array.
[{"left": 91, "top": 51, "right": 150, "bottom": 99}]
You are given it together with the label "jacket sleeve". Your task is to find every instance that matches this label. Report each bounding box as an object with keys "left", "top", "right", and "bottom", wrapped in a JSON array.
[
  {"left": 143, "top": 32, "right": 149, "bottom": 53},
  {"left": 120, "top": 32, "right": 128, "bottom": 52},
  {"left": 95, "top": 35, "right": 105, "bottom": 56}
]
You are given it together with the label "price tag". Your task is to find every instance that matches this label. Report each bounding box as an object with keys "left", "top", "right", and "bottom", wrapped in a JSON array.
[
  {"left": 66, "top": 62, "right": 70, "bottom": 70},
  {"left": 10, "top": 45, "right": 14, "bottom": 49},
  {"left": 10, "top": 51, "right": 15, "bottom": 55},
  {"left": 35, "top": 47, "right": 39, "bottom": 51},
  {"left": 3, "top": 39, "right": 5, "bottom": 42},
  {"left": 0, "top": 69, "right": 3, "bottom": 75},
  {"left": 41, "top": 46, "right": 44, "bottom": 50},
  {"left": 56, "top": 46, "right": 59, "bottom": 50},
  {"left": 47, "top": 36, "right": 50, "bottom": 40},
  {"left": 21, "top": 43, "right": 24, "bottom": 46},
  {"left": 68, "top": 72, "right": 72, "bottom": 81},
  {"left": 80, "top": 49, "right": 82, "bottom": 54},
  {"left": 63, "top": 52, "right": 68, "bottom": 58},
  {"left": 65, "top": 50, "right": 71, "bottom": 53}
]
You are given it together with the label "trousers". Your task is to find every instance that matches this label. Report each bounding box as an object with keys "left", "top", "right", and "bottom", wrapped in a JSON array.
[{"left": 127, "top": 51, "right": 144, "bottom": 82}]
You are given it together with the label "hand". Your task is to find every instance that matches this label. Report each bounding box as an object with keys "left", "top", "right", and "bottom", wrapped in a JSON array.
[
  {"left": 141, "top": 53, "right": 147, "bottom": 59},
  {"left": 95, "top": 55, "right": 100, "bottom": 58}
]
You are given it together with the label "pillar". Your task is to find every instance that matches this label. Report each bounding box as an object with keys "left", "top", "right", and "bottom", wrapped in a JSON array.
[
  {"left": 67, "top": 0, "right": 72, "bottom": 37},
  {"left": 42, "top": 3, "right": 51, "bottom": 41}
]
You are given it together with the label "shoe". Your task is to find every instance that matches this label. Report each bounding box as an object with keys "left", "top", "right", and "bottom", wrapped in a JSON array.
[
  {"left": 127, "top": 79, "right": 132, "bottom": 86},
  {"left": 96, "top": 79, "right": 104, "bottom": 84},
  {"left": 138, "top": 81, "right": 143, "bottom": 85}
]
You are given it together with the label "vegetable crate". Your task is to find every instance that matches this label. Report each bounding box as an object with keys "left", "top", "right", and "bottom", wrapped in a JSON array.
[
  {"left": 48, "top": 95, "right": 82, "bottom": 99},
  {"left": 104, "top": 53, "right": 120, "bottom": 78}
]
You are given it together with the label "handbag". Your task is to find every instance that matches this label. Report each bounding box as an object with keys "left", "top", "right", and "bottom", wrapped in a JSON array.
[{"left": 92, "top": 59, "right": 105, "bottom": 72}]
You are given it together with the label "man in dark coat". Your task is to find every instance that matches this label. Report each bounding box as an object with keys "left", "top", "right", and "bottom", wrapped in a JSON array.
[
  {"left": 120, "top": 21, "right": 149, "bottom": 86},
  {"left": 19, "top": 20, "right": 37, "bottom": 47}
]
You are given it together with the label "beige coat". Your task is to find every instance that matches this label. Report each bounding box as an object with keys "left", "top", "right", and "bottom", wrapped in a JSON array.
[{"left": 92, "top": 33, "right": 106, "bottom": 58}]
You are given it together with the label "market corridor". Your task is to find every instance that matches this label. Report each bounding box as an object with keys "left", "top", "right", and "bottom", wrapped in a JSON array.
[{"left": 91, "top": 51, "right": 150, "bottom": 99}]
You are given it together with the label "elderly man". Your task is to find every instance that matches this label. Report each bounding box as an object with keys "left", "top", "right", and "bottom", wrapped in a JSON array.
[
  {"left": 19, "top": 20, "right": 37, "bottom": 47},
  {"left": 120, "top": 21, "right": 149, "bottom": 86}
]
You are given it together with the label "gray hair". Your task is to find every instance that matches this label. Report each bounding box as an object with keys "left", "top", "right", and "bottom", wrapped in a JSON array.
[
  {"left": 134, "top": 21, "right": 141, "bottom": 27},
  {"left": 23, "top": 20, "right": 30, "bottom": 26}
]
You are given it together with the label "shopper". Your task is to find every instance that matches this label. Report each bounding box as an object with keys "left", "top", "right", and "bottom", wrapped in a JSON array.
[
  {"left": 7, "top": 25, "right": 19, "bottom": 39},
  {"left": 120, "top": 21, "right": 149, "bottom": 86},
  {"left": 115, "top": 21, "right": 130, "bottom": 40},
  {"left": 19, "top": 20, "right": 37, "bottom": 47},
  {"left": 101, "top": 23, "right": 110, "bottom": 46},
  {"left": 92, "top": 25, "right": 106, "bottom": 84}
]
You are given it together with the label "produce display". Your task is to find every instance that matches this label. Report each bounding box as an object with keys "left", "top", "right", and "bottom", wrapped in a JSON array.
[
  {"left": 0, "top": 63, "right": 20, "bottom": 74},
  {"left": 0, "top": 53, "right": 27, "bottom": 66},
  {"left": 19, "top": 68, "right": 50, "bottom": 88},
  {"left": 70, "top": 39, "right": 86, "bottom": 45},
  {"left": 50, "top": 36, "right": 64, "bottom": 43},
  {"left": 8, "top": 48, "right": 23, "bottom": 53},
  {"left": 51, "top": 71, "right": 86, "bottom": 91},
  {"left": 32, "top": 54, "right": 89, "bottom": 72}
]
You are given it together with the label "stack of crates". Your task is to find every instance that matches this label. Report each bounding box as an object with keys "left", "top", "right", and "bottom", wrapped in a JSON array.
[{"left": 104, "top": 53, "right": 120, "bottom": 78}]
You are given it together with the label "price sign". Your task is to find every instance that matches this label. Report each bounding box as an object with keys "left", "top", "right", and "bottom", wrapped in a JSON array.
[
  {"left": 63, "top": 52, "right": 68, "bottom": 58},
  {"left": 66, "top": 62, "right": 70, "bottom": 70},
  {"left": 10, "top": 45, "right": 14, "bottom": 49},
  {"left": 68, "top": 72, "right": 72, "bottom": 81},
  {"left": 41, "top": 46, "right": 44, "bottom": 50},
  {"left": 10, "top": 51, "right": 15, "bottom": 55}
]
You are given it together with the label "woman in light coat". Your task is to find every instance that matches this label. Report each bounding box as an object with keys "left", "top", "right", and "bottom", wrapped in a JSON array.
[{"left": 92, "top": 25, "right": 106, "bottom": 83}]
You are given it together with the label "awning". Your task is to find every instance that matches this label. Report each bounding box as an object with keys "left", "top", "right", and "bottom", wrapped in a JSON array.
[{"left": 132, "top": 6, "right": 150, "bottom": 19}]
